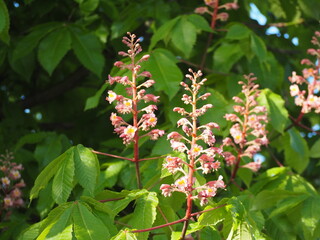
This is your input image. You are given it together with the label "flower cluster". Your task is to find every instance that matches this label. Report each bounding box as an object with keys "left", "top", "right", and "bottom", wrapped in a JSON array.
[
  {"left": 0, "top": 151, "right": 25, "bottom": 219},
  {"left": 195, "top": 0, "right": 239, "bottom": 22},
  {"left": 288, "top": 31, "right": 320, "bottom": 114},
  {"left": 106, "top": 33, "right": 164, "bottom": 145},
  {"left": 160, "top": 69, "right": 225, "bottom": 206},
  {"left": 222, "top": 74, "right": 268, "bottom": 172}
]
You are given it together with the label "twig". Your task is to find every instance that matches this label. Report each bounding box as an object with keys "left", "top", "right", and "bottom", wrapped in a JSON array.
[
  {"left": 139, "top": 156, "right": 165, "bottom": 162},
  {"left": 92, "top": 150, "right": 134, "bottom": 162},
  {"left": 130, "top": 204, "right": 227, "bottom": 233},
  {"left": 99, "top": 197, "right": 124, "bottom": 203},
  {"left": 157, "top": 206, "right": 173, "bottom": 232}
]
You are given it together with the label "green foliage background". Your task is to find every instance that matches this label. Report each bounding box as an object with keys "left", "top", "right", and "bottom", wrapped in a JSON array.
[{"left": 0, "top": 0, "right": 319, "bottom": 239}]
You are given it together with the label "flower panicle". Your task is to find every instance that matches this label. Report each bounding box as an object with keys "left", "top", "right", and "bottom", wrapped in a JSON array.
[
  {"left": 1, "top": 151, "right": 25, "bottom": 217},
  {"left": 160, "top": 69, "right": 225, "bottom": 206},
  {"left": 106, "top": 33, "right": 164, "bottom": 145},
  {"left": 288, "top": 32, "right": 320, "bottom": 114},
  {"left": 195, "top": 0, "right": 239, "bottom": 22},
  {"left": 223, "top": 74, "right": 268, "bottom": 172}
]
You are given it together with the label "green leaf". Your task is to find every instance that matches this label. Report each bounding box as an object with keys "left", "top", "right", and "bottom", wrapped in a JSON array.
[
  {"left": 80, "top": 0, "right": 99, "bottom": 14},
  {"left": 84, "top": 84, "right": 107, "bottom": 110},
  {"left": 297, "top": 0, "right": 320, "bottom": 19},
  {"left": 52, "top": 150, "right": 75, "bottom": 204},
  {"left": 171, "top": 17, "right": 197, "bottom": 58},
  {"left": 15, "top": 132, "right": 47, "bottom": 150},
  {"left": 213, "top": 43, "right": 244, "bottom": 72},
  {"left": 301, "top": 196, "right": 320, "bottom": 239},
  {"left": 0, "top": 0, "right": 10, "bottom": 44},
  {"left": 128, "top": 192, "right": 158, "bottom": 240},
  {"left": 284, "top": 128, "right": 310, "bottom": 173},
  {"left": 258, "top": 89, "right": 289, "bottom": 133},
  {"left": 80, "top": 196, "right": 114, "bottom": 216},
  {"left": 149, "top": 17, "right": 179, "bottom": 50},
  {"left": 269, "top": 194, "right": 308, "bottom": 218},
  {"left": 13, "top": 22, "right": 62, "bottom": 61},
  {"left": 144, "top": 48, "right": 183, "bottom": 99},
  {"left": 37, "top": 203, "right": 73, "bottom": 240},
  {"left": 45, "top": 206, "right": 74, "bottom": 240},
  {"left": 38, "top": 27, "right": 72, "bottom": 75},
  {"left": 18, "top": 222, "right": 41, "bottom": 240},
  {"left": 71, "top": 29, "right": 104, "bottom": 76},
  {"left": 74, "top": 144, "right": 100, "bottom": 196},
  {"left": 250, "top": 33, "right": 267, "bottom": 62},
  {"left": 226, "top": 24, "right": 251, "bottom": 40},
  {"left": 310, "top": 139, "right": 320, "bottom": 158},
  {"left": 110, "top": 230, "right": 137, "bottom": 240},
  {"left": 73, "top": 202, "right": 110, "bottom": 240},
  {"left": 252, "top": 189, "right": 303, "bottom": 211},
  {"left": 198, "top": 200, "right": 229, "bottom": 226},
  {"left": 187, "top": 14, "right": 213, "bottom": 32},
  {"left": 30, "top": 147, "right": 74, "bottom": 201}
]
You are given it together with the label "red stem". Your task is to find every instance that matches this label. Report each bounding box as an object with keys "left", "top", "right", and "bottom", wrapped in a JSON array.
[
  {"left": 92, "top": 150, "right": 134, "bottom": 162},
  {"left": 139, "top": 156, "right": 165, "bottom": 162},
  {"left": 200, "top": 0, "right": 219, "bottom": 70},
  {"left": 131, "top": 204, "right": 227, "bottom": 233}
]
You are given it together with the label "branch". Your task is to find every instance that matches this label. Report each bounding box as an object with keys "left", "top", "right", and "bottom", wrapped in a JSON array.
[
  {"left": 131, "top": 204, "right": 227, "bottom": 233},
  {"left": 92, "top": 150, "right": 134, "bottom": 162}
]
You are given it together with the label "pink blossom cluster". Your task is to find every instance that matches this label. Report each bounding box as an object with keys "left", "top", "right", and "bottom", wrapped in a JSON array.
[
  {"left": 160, "top": 69, "right": 225, "bottom": 206},
  {"left": 222, "top": 74, "right": 268, "bottom": 172},
  {"left": 0, "top": 151, "right": 25, "bottom": 219},
  {"left": 106, "top": 33, "right": 164, "bottom": 144},
  {"left": 288, "top": 31, "right": 320, "bottom": 114},
  {"left": 195, "top": 0, "right": 238, "bottom": 21}
]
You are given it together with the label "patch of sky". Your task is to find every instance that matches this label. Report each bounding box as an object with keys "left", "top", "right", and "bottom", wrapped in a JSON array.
[
  {"left": 249, "top": 3, "right": 267, "bottom": 25},
  {"left": 24, "top": 109, "right": 31, "bottom": 114},
  {"left": 253, "top": 153, "right": 266, "bottom": 163},
  {"left": 13, "top": 2, "right": 20, "bottom": 7},
  {"left": 35, "top": 112, "right": 42, "bottom": 121}
]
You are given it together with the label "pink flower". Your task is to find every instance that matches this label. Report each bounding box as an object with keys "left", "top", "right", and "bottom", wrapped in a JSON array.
[
  {"left": 207, "top": 175, "right": 225, "bottom": 189},
  {"left": 106, "top": 91, "right": 117, "bottom": 104},
  {"left": 160, "top": 184, "right": 172, "bottom": 197},
  {"left": 110, "top": 113, "right": 124, "bottom": 127},
  {"left": 142, "top": 94, "right": 159, "bottom": 103},
  {"left": 11, "top": 188, "right": 21, "bottom": 198},
  {"left": 1, "top": 177, "right": 10, "bottom": 186},
  {"left": 177, "top": 118, "right": 192, "bottom": 127},
  {"left": 224, "top": 113, "right": 239, "bottom": 122},
  {"left": 188, "top": 144, "right": 203, "bottom": 158},
  {"left": 173, "top": 107, "right": 188, "bottom": 116},
  {"left": 223, "top": 152, "right": 236, "bottom": 166},
  {"left": 230, "top": 124, "right": 244, "bottom": 144},
  {"left": 163, "top": 156, "right": 183, "bottom": 173},
  {"left": 241, "top": 161, "right": 261, "bottom": 172},
  {"left": 115, "top": 99, "right": 133, "bottom": 114},
  {"left": 140, "top": 113, "right": 157, "bottom": 131},
  {"left": 194, "top": 7, "right": 208, "bottom": 14},
  {"left": 167, "top": 132, "right": 183, "bottom": 141},
  {"left": 170, "top": 140, "right": 188, "bottom": 152},
  {"left": 148, "top": 129, "right": 165, "bottom": 140},
  {"left": 141, "top": 105, "right": 157, "bottom": 113},
  {"left": 4, "top": 197, "right": 13, "bottom": 208},
  {"left": 290, "top": 84, "right": 300, "bottom": 96},
  {"left": 201, "top": 129, "right": 216, "bottom": 146}
]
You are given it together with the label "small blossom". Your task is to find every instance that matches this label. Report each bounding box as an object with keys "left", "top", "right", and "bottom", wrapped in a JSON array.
[
  {"left": 241, "top": 160, "right": 261, "bottom": 172},
  {"left": 1, "top": 177, "right": 10, "bottom": 186},
  {"left": 167, "top": 132, "right": 183, "bottom": 141},
  {"left": 9, "top": 170, "right": 21, "bottom": 180},
  {"left": 11, "top": 188, "right": 22, "bottom": 198},
  {"left": 148, "top": 129, "right": 165, "bottom": 140},
  {"left": 195, "top": 7, "right": 208, "bottom": 14},
  {"left": 141, "top": 105, "right": 157, "bottom": 113},
  {"left": 142, "top": 94, "right": 159, "bottom": 103},
  {"left": 163, "top": 156, "right": 183, "bottom": 173},
  {"left": 188, "top": 144, "right": 203, "bottom": 158},
  {"left": 106, "top": 91, "right": 117, "bottom": 103},
  {"left": 160, "top": 184, "right": 172, "bottom": 197},
  {"left": 223, "top": 152, "right": 236, "bottom": 166},
  {"left": 170, "top": 140, "right": 188, "bottom": 152},
  {"left": 110, "top": 113, "right": 125, "bottom": 127},
  {"left": 4, "top": 197, "right": 13, "bottom": 208}
]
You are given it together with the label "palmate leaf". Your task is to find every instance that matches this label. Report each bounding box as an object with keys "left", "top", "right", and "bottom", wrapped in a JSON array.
[
  {"left": 171, "top": 16, "right": 197, "bottom": 58},
  {"left": 258, "top": 89, "right": 289, "bottom": 134},
  {"left": 52, "top": 150, "right": 75, "bottom": 204},
  {"left": 38, "top": 27, "right": 72, "bottom": 75},
  {"left": 30, "top": 147, "right": 74, "bottom": 201},
  {"left": 45, "top": 206, "right": 74, "bottom": 240},
  {"left": 128, "top": 192, "right": 159, "bottom": 240},
  {"left": 36, "top": 203, "right": 73, "bottom": 240},
  {"left": 110, "top": 230, "right": 137, "bottom": 240},
  {"left": 74, "top": 144, "right": 100, "bottom": 196},
  {"left": 284, "top": 128, "right": 309, "bottom": 173},
  {"left": 73, "top": 202, "right": 110, "bottom": 240},
  {"left": 144, "top": 48, "right": 183, "bottom": 100},
  {"left": 70, "top": 28, "right": 104, "bottom": 77}
]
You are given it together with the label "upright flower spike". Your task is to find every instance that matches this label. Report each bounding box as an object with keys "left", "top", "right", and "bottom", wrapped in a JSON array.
[
  {"left": 161, "top": 69, "right": 225, "bottom": 238},
  {"left": 106, "top": 33, "right": 164, "bottom": 188},
  {"left": 223, "top": 74, "right": 268, "bottom": 179},
  {"left": 0, "top": 151, "right": 25, "bottom": 220},
  {"left": 288, "top": 31, "right": 320, "bottom": 114}
]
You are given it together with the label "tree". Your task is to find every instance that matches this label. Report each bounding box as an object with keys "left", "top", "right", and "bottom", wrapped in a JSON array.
[{"left": 0, "top": 0, "right": 319, "bottom": 239}]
